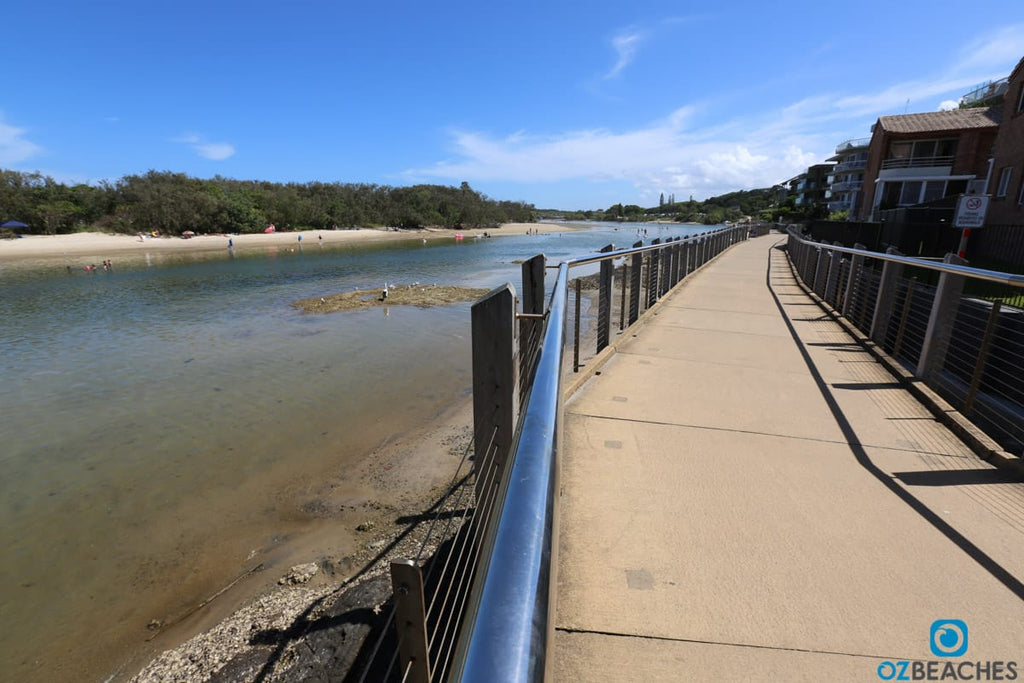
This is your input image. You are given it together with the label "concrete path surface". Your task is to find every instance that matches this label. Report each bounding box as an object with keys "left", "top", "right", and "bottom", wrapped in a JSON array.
[{"left": 554, "top": 234, "right": 1024, "bottom": 681}]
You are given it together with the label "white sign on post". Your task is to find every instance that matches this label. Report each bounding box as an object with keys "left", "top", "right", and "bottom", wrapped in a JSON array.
[{"left": 954, "top": 195, "right": 989, "bottom": 228}]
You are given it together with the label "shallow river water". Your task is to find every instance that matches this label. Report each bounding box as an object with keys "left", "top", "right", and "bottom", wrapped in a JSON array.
[{"left": 0, "top": 222, "right": 707, "bottom": 680}]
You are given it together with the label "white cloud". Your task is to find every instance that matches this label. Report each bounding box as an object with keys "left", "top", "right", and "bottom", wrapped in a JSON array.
[
  {"left": 174, "top": 132, "right": 235, "bottom": 160},
  {"left": 406, "top": 23, "right": 1024, "bottom": 205},
  {"left": 605, "top": 31, "right": 643, "bottom": 80},
  {"left": 938, "top": 100, "right": 959, "bottom": 111},
  {"left": 0, "top": 113, "right": 42, "bottom": 165}
]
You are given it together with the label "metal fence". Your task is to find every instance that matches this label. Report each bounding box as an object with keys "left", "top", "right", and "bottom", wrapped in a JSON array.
[
  {"left": 346, "top": 223, "right": 756, "bottom": 681},
  {"left": 786, "top": 230, "right": 1024, "bottom": 458}
]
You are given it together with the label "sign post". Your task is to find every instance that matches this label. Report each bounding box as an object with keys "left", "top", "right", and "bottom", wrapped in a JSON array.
[{"left": 953, "top": 195, "right": 989, "bottom": 258}]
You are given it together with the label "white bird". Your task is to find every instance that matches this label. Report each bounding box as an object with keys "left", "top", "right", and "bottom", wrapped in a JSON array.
[{"left": 381, "top": 283, "right": 389, "bottom": 300}]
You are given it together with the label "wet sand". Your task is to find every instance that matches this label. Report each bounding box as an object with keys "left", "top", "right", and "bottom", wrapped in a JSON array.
[{"left": 0, "top": 222, "right": 569, "bottom": 263}]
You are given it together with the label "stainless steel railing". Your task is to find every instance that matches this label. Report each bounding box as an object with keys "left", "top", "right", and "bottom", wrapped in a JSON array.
[
  {"left": 347, "top": 223, "right": 755, "bottom": 682},
  {"left": 785, "top": 229, "right": 1024, "bottom": 458}
]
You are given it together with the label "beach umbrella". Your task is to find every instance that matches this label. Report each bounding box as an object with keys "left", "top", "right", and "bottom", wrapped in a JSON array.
[{"left": 1, "top": 220, "right": 29, "bottom": 230}]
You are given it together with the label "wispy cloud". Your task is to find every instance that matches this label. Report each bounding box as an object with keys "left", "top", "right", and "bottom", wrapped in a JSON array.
[
  {"left": 406, "top": 24, "right": 1024, "bottom": 205},
  {"left": 605, "top": 30, "right": 643, "bottom": 80},
  {"left": 0, "top": 113, "right": 42, "bottom": 165},
  {"left": 174, "top": 132, "right": 236, "bottom": 160}
]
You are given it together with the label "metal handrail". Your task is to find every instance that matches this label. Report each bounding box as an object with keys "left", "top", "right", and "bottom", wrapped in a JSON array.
[
  {"left": 787, "top": 229, "right": 1024, "bottom": 288},
  {"left": 450, "top": 262, "right": 568, "bottom": 681},
  {"left": 451, "top": 225, "right": 746, "bottom": 682}
]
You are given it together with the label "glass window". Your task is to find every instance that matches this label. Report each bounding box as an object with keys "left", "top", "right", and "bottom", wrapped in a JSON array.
[
  {"left": 888, "top": 142, "right": 912, "bottom": 159},
  {"left": 997, "top": 167, "right": 1013, "bottom": 197},
  {"left": 922, "top": 181, "right": 946, "bottom": 203},
  {"left": 946, "top": 179, "right": 968, "bottom": 196},
  {"left": 1017, "top": 84, "right": 1024, "bottom": 113},
  {"left": 936, "top": 139, "right": 958, "bottom": 158},
  {"left": 900, "top": 181, "right": 922, "bottom": 205},
  {"left": 913, "top": 141, "right": 937, "bottom": 159},
  {"left": 1017, "top": 171, "right": 1024, "bottom": 205}
]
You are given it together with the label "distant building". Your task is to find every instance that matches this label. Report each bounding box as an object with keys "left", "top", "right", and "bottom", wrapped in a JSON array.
[
  {"left": 859, "top": 107, "right": 1002, "bottom": 221},
  {"left": 787, "top": 163, "right": 835, "bottom": 213},
  {"left": 985, "top": 56, "right": 1024, "bottom": 224},
  {"left": 826, "top": 137, "right": 870, "bottom": 218}
]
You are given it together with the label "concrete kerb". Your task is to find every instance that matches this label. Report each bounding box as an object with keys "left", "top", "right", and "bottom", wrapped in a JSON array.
[
  {"left": 561, "top": 240, "right": 739, "bottom": 400},
  {"left": 780, "top": 244, "right": 1024, "bottom": 478}
]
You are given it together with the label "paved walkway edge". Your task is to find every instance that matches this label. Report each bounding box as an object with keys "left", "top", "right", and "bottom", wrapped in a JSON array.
[{"left": 781, "top": 245, "right": 1024, "bottom": 477}]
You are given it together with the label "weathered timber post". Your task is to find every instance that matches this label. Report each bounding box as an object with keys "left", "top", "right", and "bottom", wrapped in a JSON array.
[
  {"left": 471, "top": 284, "right": 516, "bottom": 507},
  {"left": 647, "top": 238, "right": 662, "bottom": 308},
  {"left": 597, "top": 244, "right": 614, "bottom": 352},
  {"left": 869, "top": 247, "right": 903, "bottom": 346},
  {"left": 917, "top": 253, "right": 968, "bottom": 381},
  {"left": 841, "top": 243, "right": 867, "bottom": 319},
  {"left": 629, "top": 240, "right": 643, "bottom": 325},
  {"left": 390, "top": 560, "right": 431, "bottom": 683},
  {"left": 824, "top": 241, "right": 844, "bottom": 306},
  {"left": 519, "top": 254, "right": 546, "bottom": 409}
]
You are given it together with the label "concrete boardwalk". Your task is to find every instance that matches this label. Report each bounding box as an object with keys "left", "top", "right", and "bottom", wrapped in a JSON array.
[{"left": 554, "top": 235, "right": 1024, "bottom": 681}]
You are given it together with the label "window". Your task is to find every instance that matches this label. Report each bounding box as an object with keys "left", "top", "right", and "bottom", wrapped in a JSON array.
[
  {"left": 922, "top": 181, "right": 946, "bottom": 203},
  {"left": 1018, "top": 83, "right": 1024, "bottom": 113},
  {"left": 900, "top": 181, "right": 922, "bottom": 205},
  {"left": 996, "top": 167, "right": 1013, "bottom": 197},
  {"left": 1018, "top": 172, "right": 1024, "bottom": 206}
]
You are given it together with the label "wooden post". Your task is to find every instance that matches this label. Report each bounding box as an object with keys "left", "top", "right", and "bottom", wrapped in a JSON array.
[
  {"left": 597, "top": 244, "right": 614, "bottom": 352},
  {"left": 629, "top": 241, "right": 643, "bottom": 324},
  {"left": 519, "top": 255, "right": 545, "bottom": 408},
  {"left": 647, "top": 238, "right": 662, "bottom": 308},
  {"left": 917, "top": 254, "right": 968, "bottom": 381},
  {"left": 869, "top": 247, "right": 903, "bottom": 346},
  {"left": 390, "top": 560, "right": 431, "bottom": 683},
  {"left": 842, "top": 244, "right": 867, "bottom": 319},
  {"left": 471, "top": 284, "right": 516, "bottom": 506}
]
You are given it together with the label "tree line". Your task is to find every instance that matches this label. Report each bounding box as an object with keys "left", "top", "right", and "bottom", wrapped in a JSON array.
[
  {"left": 0, "top": 169, "right": 537, "bottom": 236},
  {"left": 542, "top": 187, "right": 782, "bottom": 225}
]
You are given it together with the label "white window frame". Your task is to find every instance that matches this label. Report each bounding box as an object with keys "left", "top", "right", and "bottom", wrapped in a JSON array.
[{"left": 996, "top": 167, "right": 1012, "bottom": 197}]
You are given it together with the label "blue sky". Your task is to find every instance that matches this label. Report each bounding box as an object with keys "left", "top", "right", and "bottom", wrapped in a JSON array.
[{"left": 2, "top": 1, "right": 1023, "bottom": 210}]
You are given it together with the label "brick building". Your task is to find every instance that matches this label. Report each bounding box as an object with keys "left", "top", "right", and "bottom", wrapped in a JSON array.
[
  {"left": 858, "top": 107, "right": 1002, "bottom": 221},
  {"left": 986, "top": 56, "right": 1024, "bottom": 224}
]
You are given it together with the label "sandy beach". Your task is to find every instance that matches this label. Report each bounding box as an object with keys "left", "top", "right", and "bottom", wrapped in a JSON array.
[{"left": 0, "top": 222, "right": 569, "bottom": 264}]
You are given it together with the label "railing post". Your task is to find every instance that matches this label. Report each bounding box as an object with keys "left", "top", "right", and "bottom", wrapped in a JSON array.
[
  {"left": 390, "top": 559, "right": 431, "bottom": 683},
  {"left": 629, "top": 241, "right": 642, "bottom": 324},
  {"left": 647, "top": 238, "right": 662, "bottom": 308},
  {"left": 619, "top": 261, "right": 628, "bottom": 331},
  {"left": 520, "top": 254, "right": 546, "bottom": 408},
  {"left": 659, "top": 241, "right": 671, "bottom": 296},
  {"left": 869, "top": 246, "right": 903, "bottom": 346},
  {"left": 824, "top": 242, "right": 843, "bottom": 305},
  {"left": 917, "top": 254, "right": 968, "bottom": 381},
  {"left": 964, "top": 301, "right": 1002, "bottom": 416},
  {"left": 597, "top": 244, "right": 614, "bottom": 352},
  {"left": 812, "top": 245, "right": 829, "bottom": 296},
  {"left": 842, "top": 244, "right": 867, "bottom": 319},
  {"left": 673, "top": 238, "right": 683, "bottom": 285},
  {"left": 472, "top": 284, "right": 516, "bottom": 506}
]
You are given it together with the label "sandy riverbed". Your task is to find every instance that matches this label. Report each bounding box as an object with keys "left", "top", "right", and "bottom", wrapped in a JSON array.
[{"left": 0, "top": 222, "right": 569, "bottom": 263}]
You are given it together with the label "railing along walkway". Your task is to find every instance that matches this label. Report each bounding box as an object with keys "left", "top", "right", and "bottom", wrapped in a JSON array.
[{"left": 554, "top": 235, "right": 1024, "bottom": 681}]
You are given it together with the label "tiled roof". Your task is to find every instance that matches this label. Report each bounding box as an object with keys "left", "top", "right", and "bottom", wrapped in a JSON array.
[{"left": 877, "top": 106, "right": 1002, "bottom": 134}]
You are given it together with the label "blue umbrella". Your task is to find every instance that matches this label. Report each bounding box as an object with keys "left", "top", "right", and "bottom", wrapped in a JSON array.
[{"left": 1, "top": 220, "right": 29, "bottom": 230}]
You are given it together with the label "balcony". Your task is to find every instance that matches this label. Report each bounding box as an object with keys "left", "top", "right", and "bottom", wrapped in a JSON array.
[
  {"left": 834, "top": 158, "right": 866, "bottom": 173},
  {"left": 881, "top": 155, "right": 955, "bottom": 170},
  {"left": 828, "top": 199, "right": 853, "bottom": 212},
  {"left": 834, "top": 137, "right": 871, "bottom": 155},
  {"left": 830, "top": 180, "right": 862, "bottom": 192},
  {"left": 959, "top": 77, "right": 1009, "bottom": 108}
]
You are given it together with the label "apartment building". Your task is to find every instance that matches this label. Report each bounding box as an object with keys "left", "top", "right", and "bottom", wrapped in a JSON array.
[
  {"left": 857, "top": 107, "right": 1002, "bottom": 221},
  {"left": 826, "top": 137, "right": 870, "bottom": 217},
  {"left": 986, "top": 56, "right": 1024, "bottom": 224}
]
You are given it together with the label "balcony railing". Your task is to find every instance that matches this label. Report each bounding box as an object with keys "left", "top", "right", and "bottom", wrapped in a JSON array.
[
  {"left": 830, "top": 180, "right": 862, "bottom": 192},
  {"left": 835, "top": 137, "right": 871, "bottom": 154},
  {"left": 959, "top": 78, "right": 1009, "bottom": 108},
  {"left": 881, "top": 155, "right": 955, "bottom": 170},
  {"left": 834, "top": 159, "right": 867, "bottom": 173}
]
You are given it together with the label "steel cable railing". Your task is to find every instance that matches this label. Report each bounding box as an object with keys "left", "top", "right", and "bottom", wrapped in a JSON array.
[
  {"left": 786, "top": 229, "right": 1024, "bottom": 457},
  {"left": 347, "top": 224, "right": 758, "bottom": 682}
]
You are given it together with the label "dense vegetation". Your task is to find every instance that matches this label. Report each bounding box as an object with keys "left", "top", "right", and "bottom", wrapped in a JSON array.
[
  {"left": 542, "top": 187, "right": 783, "bottom": 225},
  {"left": 0, "top": 169, "right": 536, "bottom": 235}
]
